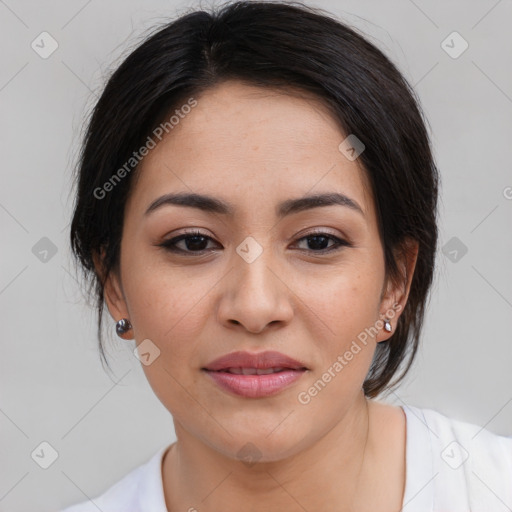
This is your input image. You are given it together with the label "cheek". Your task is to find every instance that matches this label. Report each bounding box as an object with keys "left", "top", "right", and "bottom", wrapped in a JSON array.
[
  {"left": 301, "top": 287, "right": 379, "bottom": 404},
  {"left": 295, "top": 267, "right": 383, "bottom": 393},
  {"left": 122, "top": 247, "right": 215, "bottom": 335},
  {"left": 297, "top": 266, "right": 382, "bottom": 336},
  {"left": 123, "top": 264, "right": 209, "bottom": 413}
]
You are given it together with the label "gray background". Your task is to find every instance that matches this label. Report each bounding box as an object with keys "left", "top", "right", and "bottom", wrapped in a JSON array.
[{"left": 1, "top": 0, "right": 511, "bottom": 510}]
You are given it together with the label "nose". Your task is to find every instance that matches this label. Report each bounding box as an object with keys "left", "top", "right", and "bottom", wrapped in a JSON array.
[{"left": 217, "top": 249, "right": 294, "bottom": 334}]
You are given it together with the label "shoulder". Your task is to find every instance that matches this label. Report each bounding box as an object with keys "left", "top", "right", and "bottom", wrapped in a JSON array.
[
  {"left": 412, "top": 405, "right": 512, "bottom": 466},
  {"left": 59, "top": 445, "right": 170, "bottom": 512},
  {"left": 402, "top": 405, "right": 512, "bottom": 512}
]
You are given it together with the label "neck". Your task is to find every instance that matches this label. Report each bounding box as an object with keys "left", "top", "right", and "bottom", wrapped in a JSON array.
[{"left": 163, "top": 393, "right": 376, "bottom": 512}]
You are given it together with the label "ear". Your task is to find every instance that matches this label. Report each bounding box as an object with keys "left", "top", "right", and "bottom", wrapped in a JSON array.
[
  {"left": 376, "top": 237, "right": 419, "bottom": 343},
  {"left": 92, "top": 249, "right": 131, "bottom": 336}
]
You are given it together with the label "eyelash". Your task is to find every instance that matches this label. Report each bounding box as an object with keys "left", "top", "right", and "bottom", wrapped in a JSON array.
[{"left": 158, "top": 229, "right": 351, "bottom": 255}]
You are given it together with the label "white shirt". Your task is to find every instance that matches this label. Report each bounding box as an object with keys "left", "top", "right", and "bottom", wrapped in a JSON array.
[{"left": 60, "top": 405, "right": 512, "bottom": 512}]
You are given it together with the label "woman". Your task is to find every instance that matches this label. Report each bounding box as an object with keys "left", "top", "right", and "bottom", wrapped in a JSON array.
[{"left": 63, "top": 1, "right": 512, "bottom": 511}]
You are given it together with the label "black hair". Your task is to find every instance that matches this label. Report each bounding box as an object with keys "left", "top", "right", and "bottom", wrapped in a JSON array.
[{"left": 70, "top": 0, "right": 439, "bottom": 398}]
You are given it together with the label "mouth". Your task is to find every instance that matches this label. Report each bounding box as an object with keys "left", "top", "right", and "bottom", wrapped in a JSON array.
[{"left": 202, "top": 350, "right": 309, "bottom": 398}]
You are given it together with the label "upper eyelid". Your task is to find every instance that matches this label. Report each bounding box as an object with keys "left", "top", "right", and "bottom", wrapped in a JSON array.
[{"left": 166, "top": 228, "right": 345, "bottom": 242}]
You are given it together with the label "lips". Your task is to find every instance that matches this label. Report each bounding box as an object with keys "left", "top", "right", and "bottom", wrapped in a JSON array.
[
  {"left": 202, "top": 350, "right": 308, "bottom": 372},
  {"left": 202, "top": 351, "right": 308, "bottom": 398}
]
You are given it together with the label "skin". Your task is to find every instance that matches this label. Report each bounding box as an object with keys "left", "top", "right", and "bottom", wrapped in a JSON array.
[{"left": 98, "top": 79, "right": 419, "bottom": 511}]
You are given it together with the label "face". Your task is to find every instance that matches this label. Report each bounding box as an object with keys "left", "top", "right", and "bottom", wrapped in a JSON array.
[{"left": 102, "top": 80, "right": 416, "bottom": 462}]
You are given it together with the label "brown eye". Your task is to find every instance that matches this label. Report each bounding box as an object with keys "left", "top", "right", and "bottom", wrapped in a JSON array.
[
  {"left": 295, "top": 231, "right": 351, "bottom": 253},
  {"left": 159, "top": 230, "right": 218, "bottom": 254}
]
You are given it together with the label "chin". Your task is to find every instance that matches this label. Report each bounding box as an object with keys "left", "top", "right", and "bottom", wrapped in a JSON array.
[{"left": 209, "top": 427, "right": 311, "bottom": 466}]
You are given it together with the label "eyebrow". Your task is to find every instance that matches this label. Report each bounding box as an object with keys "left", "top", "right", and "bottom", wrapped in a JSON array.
[{"left": 144, "top": 192, "right": 365, "bottom": 218}]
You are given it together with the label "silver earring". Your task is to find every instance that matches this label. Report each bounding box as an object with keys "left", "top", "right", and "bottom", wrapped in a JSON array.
[
  {"left": 116, "top": 318, "right": 132, "bottom": 338},
  {"left": 383, "top": 319, "right": 392, "bottom": 333}
]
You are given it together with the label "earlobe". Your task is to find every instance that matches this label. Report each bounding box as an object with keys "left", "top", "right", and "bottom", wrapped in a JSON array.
[{"left": 104, "top": 269, "right": 134, "bottom": 340}]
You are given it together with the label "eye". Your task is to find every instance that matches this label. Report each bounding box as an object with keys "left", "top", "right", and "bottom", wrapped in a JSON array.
[
  {"left": 158, "top": 230, "right": 218, "bottom": 254},
  {"left": 157, "top": 229, "right": 351, "bottom": 255},
  {"left": 294, "top": 230, "right": 351, "bottom": 253}
]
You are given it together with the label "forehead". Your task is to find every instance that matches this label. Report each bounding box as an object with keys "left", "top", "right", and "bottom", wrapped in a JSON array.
[{"left": 129, "top": 80, "right": 374, "bottom": 220}]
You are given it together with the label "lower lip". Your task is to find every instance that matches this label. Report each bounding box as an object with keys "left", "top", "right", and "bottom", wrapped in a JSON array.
[{"left": 203, "top": 369, "right": 306, "bottom": 398}]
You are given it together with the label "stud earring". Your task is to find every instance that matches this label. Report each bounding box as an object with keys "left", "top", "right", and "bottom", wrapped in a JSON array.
[
  {"left": 115, "top": 318, "right": 132, "bottom": 338},
  {"left": 383, "top": 318, "right": 392, "bottom": 333}
]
